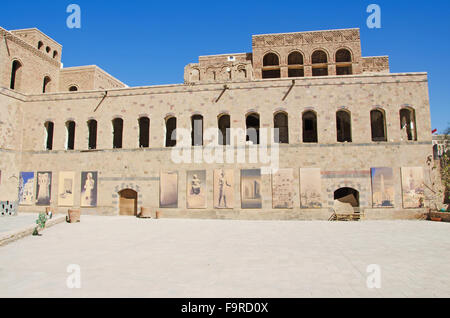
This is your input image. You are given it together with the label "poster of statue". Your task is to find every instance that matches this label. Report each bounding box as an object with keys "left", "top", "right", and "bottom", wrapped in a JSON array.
[
  {"left": 160, "top": 171, "right": 178, "bottom": 208},
  {"left": 36, "top": 172, "right": 52, "bottom": 206},
  {"left": 187, "top": 170, "right": 207, "bottom": 209},
  {"left": 81, "top": 171, "right": 98, "bottom": 207},
  {"left": 371, "top": 167, "right": 395, "bottom": 207},
  {"left": 58, "top": 171, "right": 75, "bottom": 207},
  {"left": 300, "top": 168, "right": 322, "bottom": 208},
  {"left": 272, "top": 169, "right": 294, "bottom": 209},
  {"left": 241, "top": 169, "right": 262, "bottom": 209},
  {"left": 401, "top": 167, "right": 425, "bottom": 209},
  {"left": 19, "top": 172, "right": 35, "bottom": 205},
  {"left": 214, "top": 169, "right": 234, "bottom": 209}
]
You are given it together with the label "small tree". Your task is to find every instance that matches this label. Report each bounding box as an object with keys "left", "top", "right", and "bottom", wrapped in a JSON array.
[
  {"left": 441, "top": 127, "right": 450, "bottom": 205},
  {"left": 424, "top": 126, "right": 450, "bottom": 212},
  {"left": 32, "top": 213, "right": 48, "bottom": 236}
]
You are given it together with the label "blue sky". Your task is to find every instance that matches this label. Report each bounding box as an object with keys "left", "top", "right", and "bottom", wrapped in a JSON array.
[{"left": 1, "top": 0, "right": 449, "bottom": 132}]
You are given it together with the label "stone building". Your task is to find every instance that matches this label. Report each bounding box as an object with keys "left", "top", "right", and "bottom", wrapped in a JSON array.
[{"left": 0, "top": 26, "right": 434, "bottom": 219}]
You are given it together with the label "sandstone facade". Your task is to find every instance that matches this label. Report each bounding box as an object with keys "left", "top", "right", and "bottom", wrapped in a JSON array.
[{"left": 0, "top": 26, "right": 433, "bottom": 220}]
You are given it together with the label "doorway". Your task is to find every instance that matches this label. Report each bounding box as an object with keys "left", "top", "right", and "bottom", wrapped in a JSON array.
[{"left": 119, "top": 189, "right": 138, "bottom": 216}]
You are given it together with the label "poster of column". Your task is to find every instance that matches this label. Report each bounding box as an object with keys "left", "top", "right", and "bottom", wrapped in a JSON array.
[
  {"left": 371, "top": 167, "right": 395, "bottom": 207},
  {"left": 241, "top": 169, "right": 262, "bottom": 209}
]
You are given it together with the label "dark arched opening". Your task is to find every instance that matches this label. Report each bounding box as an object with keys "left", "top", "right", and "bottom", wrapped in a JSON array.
[
  {"left": 336, "top": 110, "right": 352, "bottom": 143},
  {"left": 334, "top": 188, "right": 359, "bottom": 207},
  {"left": 274, "top": 112, "right": 289, "bottom": 144},
  {"left": 139, "top": 117, "right": 150, "bottom": 148},
  {"left": 262, "top": 53, "right": 281, "bottom": 79},
  {"left": 112, "top": 118, "right": 123, "bottom": 149},
  {"left": 87, "top": 120, "right": 97, "bottom": 150},
  {"left": 371, "top": 109, "right": 387, "bottom": 142},
  {"left": 218, "top": 114, "right": 230, "bottom": 146},
  {"left": 246, "top": 113, "right": 260, "bottom": 145},
  {"left": 165, "top": 117, "right": 177, "bottom": 147},
  {"left": 303, "top": 111, "right": 318, "bottom": 143}
]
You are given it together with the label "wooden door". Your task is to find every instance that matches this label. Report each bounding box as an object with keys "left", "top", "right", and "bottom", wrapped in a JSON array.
[{"left": 119, "top": 189, "right": 137, "bottom": 216}]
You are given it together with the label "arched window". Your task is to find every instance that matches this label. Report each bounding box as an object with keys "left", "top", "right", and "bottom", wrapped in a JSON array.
[
  {"left": 66, "top": 121, "right": 76, "bottom": 150},
  {"left": 218, "top": 114, "right": 230, "bottom": 146},
  {"left": 44, "top": 121, "right": 54, "bottom": 151},
  {"left": 69, "top": 86, "right": 78, "bottom": 92},
  {"left": 274, "top": 112, "right": 289, "bottom": 144},
  {"left": 311, "top": 50, "right": 328, "bottom": 76},
  {"left": 46, "top": 46, "right": 51, "bottom": 53},
  {"left": 165, "top": 116, "right": 177, "bottom": 147},
  {"left": 336, "top": 110, "right": 352, "bottom": 142},
  {"left": 191, "top": 115, "right": 204, "bottom": 146},
  {"left": 38, "top": 41, "right": 44, "bottom": 50},
  {"left": 42, "top": 76, "right": 51, "bottom": 93},
  {"left": 10, "top": 60, "right": 22, "bottom": 90},
  {"left": 139, "top": 117, "right": 150, "bottom": 148},
  {"left": 303, "top": 111, "right": 318, "bottom": 143},
  {"left": 400, "top": 108, "right": 417, "bottom": 141},
  {"left": 288, "top": 52, "right": 304, "bottom": 78},
  {"left": 336, "top": 49, "right": 352, "bottom": 75},
  {"left": 112, "top": 118, "right": 123, "bottom": 149},
  {"left": 53, "top": 51, "right": 58, "bottom": 59},
  {"left": 370, "top": 109, "right": 387, "bottom": 142},
  {"left": 246, "top": 113, "right": 260, "bottom": 145},
  {"left": 87, "top": 120, "right": 97, "bottom": 150},
  {"left": 262, "top": 53, "right": 281, "bottom": 79}
]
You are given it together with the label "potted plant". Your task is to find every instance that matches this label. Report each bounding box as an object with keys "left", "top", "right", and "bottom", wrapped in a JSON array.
[{"left": 32, "top": 212, "right": 48, "bottom": 236}]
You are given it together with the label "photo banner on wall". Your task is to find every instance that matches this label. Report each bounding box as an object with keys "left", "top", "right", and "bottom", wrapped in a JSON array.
[
  {"left": 300, "top": 168, "right": 322, "bottom": 208},
  {"left": 401, "top": 167, "right": 425, "bottom": 209},
  {"left": 36, "top": 172, "right": 52, "bottom": 206},
  {"left": 371, "top": 167, "right": 395, "bottom": 208},
  {"left": 187, "top": 170, "right": 207, "bottom": 209},
  {"left": 241, "top": 169, "right": 262, "bottom": 209},
  {"left": 160, "top": 171, "right": 178, "bottom": 208},
  {"left": 58, "top": 171, "right": 75, "bottom": 207},
  {"left": 81, "top": 171, "right": 98, "bottom": 207},
  {"left": 272, "top": 168, "right": 294, "bottom": 209},
  {"left": 214, "top": 169, "right": 234, "bottom": 209},
  {"left": 19, "top": 172, "right": 35, "bottom": 205}
]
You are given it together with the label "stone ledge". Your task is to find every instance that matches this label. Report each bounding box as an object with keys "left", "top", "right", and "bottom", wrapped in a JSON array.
[{"left": 0, "top": 215, "right": 66, "bottom": 247}]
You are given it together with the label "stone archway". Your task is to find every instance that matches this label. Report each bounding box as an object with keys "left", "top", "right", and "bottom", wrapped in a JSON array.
[
  {"left": 334, "top": 187, "right": 360, "bottom": 212},
  {"left": 119, "top": 189, "right": 138, "bottom": 216}
]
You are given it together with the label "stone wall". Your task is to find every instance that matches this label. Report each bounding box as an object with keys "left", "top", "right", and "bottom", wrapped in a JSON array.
[
  {"left": 0, "top": 27, "right": 61, "bottom": 94},
  {"left": 0, "top": 89, "right": 24, "bottom": 201},
  {"left": 15, "top": 73, "right": 433, "bottom": 219}
]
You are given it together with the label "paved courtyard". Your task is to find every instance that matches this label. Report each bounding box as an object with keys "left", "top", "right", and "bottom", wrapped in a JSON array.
[{"left": 0, "top": 216, "right": 449, "bottom": 298}]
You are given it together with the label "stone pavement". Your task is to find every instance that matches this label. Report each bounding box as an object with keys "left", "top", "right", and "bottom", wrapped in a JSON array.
[
  {"left": 0, "top": 216, "right": 449, "bottom": 298},
  {"left": 0, "top": 213, "right": 66, "bottom": 247},
  {"left": 0, "top": 214, "right": 39, "bottom": 234}
]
